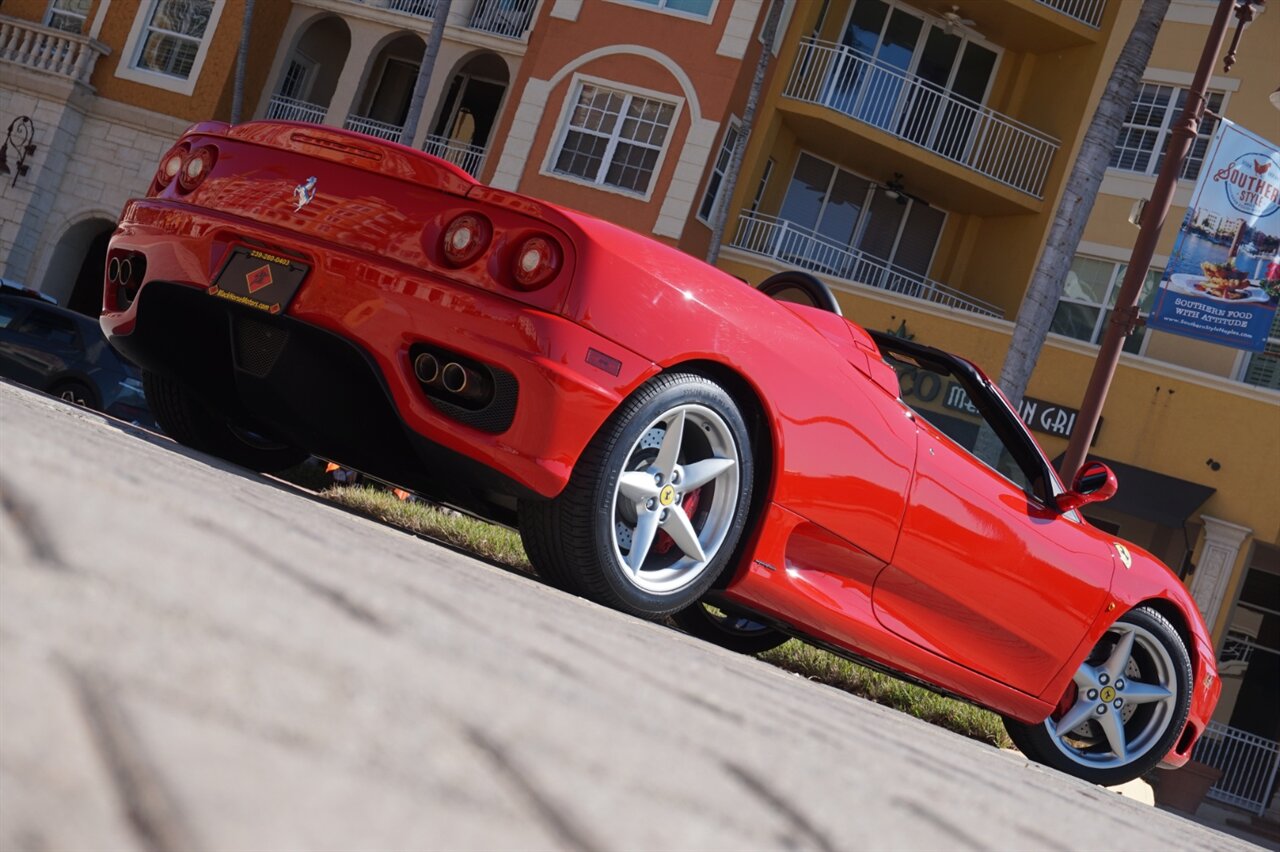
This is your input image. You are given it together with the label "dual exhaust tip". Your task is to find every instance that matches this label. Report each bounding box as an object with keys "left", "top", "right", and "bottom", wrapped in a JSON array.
[
  {"left": 107, "top": 256, "right": 135, "bottom": 286},
  {"left": 414, "top": 352, "right": 491, "bottom": 405}
]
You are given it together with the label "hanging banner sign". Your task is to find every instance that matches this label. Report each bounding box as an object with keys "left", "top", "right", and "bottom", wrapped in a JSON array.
[{"left": 1147, "top": 119, "right": 1280, "bottom": 352}]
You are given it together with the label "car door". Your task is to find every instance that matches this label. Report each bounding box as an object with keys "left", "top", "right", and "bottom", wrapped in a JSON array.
[
  {"left": 871, "top": 342, "right": 1114, "bottom": 697},
  {"left": 0, "top": 298, "right": 40, "bottom": 385}
]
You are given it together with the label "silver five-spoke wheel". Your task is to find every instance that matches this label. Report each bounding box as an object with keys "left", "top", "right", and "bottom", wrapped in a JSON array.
[
  {"left": 612, "top": 404, "right": 740, "bottom": 594},
  {"left": 1047, "top": 621, "right": 1177, "bottom": 770},
  {"left": 519, "top": 372, "right": 754, "bottom": 620},
  {"left": 1003, "top": 605, "right": 1192, "bottom": 786}
]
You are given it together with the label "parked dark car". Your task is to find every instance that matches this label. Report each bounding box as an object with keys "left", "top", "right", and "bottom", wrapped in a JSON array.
[{"left": 0, "top": 288, "right": 154, "bottom": 427}]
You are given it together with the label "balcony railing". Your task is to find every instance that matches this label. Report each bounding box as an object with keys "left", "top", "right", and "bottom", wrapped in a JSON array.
[
  {"left": 423, "top": 134, "right": 486, "bottom": 177},
  {"left": 344, "top": 114, "right": 405, "bottom": 142},
  {"left": 468, "top": 0, "right": 537, "bottom": 39},
  {"left": 784, "top": 39, "right": 1059, "bottom": 199},
  {"left": 266, "top": 94, "right": 328, "bottom": 125},
  {"left": 1034, "top": 0, "right": 1105, "bottom": 28},
  {"left": 1194, "top": 721, "right": 1280, "bottom": 815},
  {"left": 730, "top": 212, "right": 1002, "bottom": 318},
  {"left": 0, "top": 15, "right": 108, "bottom": 86},
  {"left": 387, "top": 0, "right": 437, "bottom": 18}
]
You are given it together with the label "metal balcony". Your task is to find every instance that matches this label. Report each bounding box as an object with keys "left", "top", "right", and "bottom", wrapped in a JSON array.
[
  {"left": 1034, "top": 0, "right": 1105, "bottom": 28},
  {"left": 387, "top": 0, "right": 437, "bottom": 18},
  {"left": 266, "top": 94, "right": 328, "bottom": 125},
  {"left": 784, "top": 39, "right": 1059, "bottom": 200},
  {"left": 730, "top": 212, "right": 1002, "bottom": 318},
  {"left": 423, "top": 134, "right": 486, "bottom": 177},
  {"left": 467, "top": 0, "right": 537, "bottom": 39},
  {"left": 343, "top": 114, "right": 405, "bottom": 142},
  {"left": 1193, "top": 720, "right": 1280, "bottom": 815}
]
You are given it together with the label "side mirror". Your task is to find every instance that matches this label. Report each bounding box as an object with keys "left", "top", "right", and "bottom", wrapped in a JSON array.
[{"left": 1057, "top": 461, "right": 1118, "bottom": 513}]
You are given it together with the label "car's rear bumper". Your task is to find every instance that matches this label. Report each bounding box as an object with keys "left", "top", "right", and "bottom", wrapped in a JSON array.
[{"left": 103, "top": 199, "right": 657, "bottom": 499}]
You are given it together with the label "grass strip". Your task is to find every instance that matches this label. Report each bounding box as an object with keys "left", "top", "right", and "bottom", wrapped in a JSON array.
[
  {"left": 322, "top": 485, "right": 531, "bottom": 572},
  {"left": 760, "top": 640, "right": 1012, "bottom": 749},
  {"left": 320, "top": 483, "right": 1011, "bottom": 749}
]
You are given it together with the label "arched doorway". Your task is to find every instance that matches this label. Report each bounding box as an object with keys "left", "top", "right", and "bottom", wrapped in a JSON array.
[
  {"left": 425, "top": 52, "right": 510, "bottom": 176},
  {"left": 345, "top": 33, "right": 426, "bottom": 141},
  {"left": 41, "top": 217, "right": 115, "bottom": 316},
  {"left": 267, "top": 15, "right": 352, "bottom": 124}
]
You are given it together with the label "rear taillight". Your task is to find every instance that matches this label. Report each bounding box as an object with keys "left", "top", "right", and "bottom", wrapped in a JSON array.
[
  {"left": 153, "top": 142, "right": 189, "bottom": 192},
  {"left": 441, "top": 213, "right": 492, "bottom": 266},
  {"left": 177, "top": 145, "right": 217, "bottom": 193},
  {"left": 511, "top": 235, "right": 560, "bottom": 290}
]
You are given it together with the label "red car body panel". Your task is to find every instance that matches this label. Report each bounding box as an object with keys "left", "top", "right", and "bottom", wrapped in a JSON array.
[{"left": 103, "top": 122, "right": 1218, "bottom": 764}]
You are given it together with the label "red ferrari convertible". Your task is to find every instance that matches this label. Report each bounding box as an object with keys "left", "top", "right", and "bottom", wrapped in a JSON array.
[{"left": 103, "top": 121, "right": 1218, "bottom": 785}]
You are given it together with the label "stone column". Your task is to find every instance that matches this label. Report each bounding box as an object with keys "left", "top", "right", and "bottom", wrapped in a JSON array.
[
  {"left": 254, "top": 5, "right": 314, "bottom": 120},
  {"left": 323, "top": 24, "right": 387, "bottom": 130},
  {"left": 489, "top": 77, "right": 551, "bottom": 191},
  {"left": 654, "top": 116, "right": 719, "bottom": 239},
  {"left": 1189, "top": 515, "right": 1252, "bottom": 634}
]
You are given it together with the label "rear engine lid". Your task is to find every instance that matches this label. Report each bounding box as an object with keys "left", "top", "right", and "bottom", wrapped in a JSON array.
[{"left": 149, "top": 121, "right": 576, "bottom": 313}]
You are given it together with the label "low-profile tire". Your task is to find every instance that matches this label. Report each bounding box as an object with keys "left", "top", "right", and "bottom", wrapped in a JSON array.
[
  {"left": 50, "top": 380, "right": 97, "bottom": 409},
  {"left": 669, "top": 602, "right": 789, "bottom": 655},
  {"left": 519, "top": 372, "right": 754, "bottom": 620},
  {"left": 143, "top": 369, "right": 307, "bottom": 472},
  {"left": 1004, "top": 606, "right": 1192, "bottom": 786}
]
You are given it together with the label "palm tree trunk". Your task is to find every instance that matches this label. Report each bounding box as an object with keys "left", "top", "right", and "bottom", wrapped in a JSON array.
[
  {"left": 705, "top": 0, "right": 786, "bottom": 264},
  {"left": 231, "top": 0, "right": 256, "bottom": 125},
  {"left": 994, "top": 0, "right": 1170, "bottom": 407},
  {"left": 400, "top": 0, "right": 455, "bottom": 147}
]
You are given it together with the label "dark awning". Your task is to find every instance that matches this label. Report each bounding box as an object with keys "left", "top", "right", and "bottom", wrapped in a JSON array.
[{"left": 1053, "top": 455, "right": 1215, "bottom": 527}]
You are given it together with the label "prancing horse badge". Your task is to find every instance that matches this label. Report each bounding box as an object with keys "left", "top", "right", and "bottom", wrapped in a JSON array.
[
  {"left": 293, "top": 176, "right": 317, "bottom": 211},
  {"left": 1114, "top": 542, "right": 1132, "bottom": 570}
]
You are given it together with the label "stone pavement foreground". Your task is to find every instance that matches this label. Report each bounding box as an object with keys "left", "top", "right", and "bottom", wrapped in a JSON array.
[{"left": 0, "top": 382, "right": 1261, "bottom": 851}]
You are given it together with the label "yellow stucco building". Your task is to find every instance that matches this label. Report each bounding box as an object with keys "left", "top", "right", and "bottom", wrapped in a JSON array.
[{"left": 712, "top": 0, "right": 1279, "bottom": 813}]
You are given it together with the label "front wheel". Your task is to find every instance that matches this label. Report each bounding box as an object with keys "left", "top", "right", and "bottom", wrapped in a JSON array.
[
  {"left": 519, "top": 372, "right": 754, "bottom": 620},
  {"left": 1004, "top": 606, "right": 1192, "bottom": 786}
]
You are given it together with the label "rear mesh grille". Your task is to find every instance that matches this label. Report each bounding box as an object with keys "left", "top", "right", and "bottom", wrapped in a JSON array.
[
  {"left": 232, "top": 317, "right": 289, "bottom": 378},
  {"left": 429, "top": 367, "right": 519, "bottom": 434}
]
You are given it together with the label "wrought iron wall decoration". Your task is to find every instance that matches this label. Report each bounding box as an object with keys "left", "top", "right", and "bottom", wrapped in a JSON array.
[{"left": 1, "top": 116, "right": 38, "bottom": 188}]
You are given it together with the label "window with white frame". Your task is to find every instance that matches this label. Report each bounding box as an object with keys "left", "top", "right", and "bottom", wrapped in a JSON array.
[
  {"left": 1237, "top": 314, "right": 1280, "bottom": 390},
  {"left": 278, "top": 55, "right": 317, "bottom": 102},
  {"left": 45, "top": 0, "right": 91, "bottom": 34},
  {"left": 1050, "top": 256, "right": 1163, "bottom": 354},
  {"left": 1110, "top": 83, "right": 1225, "bottom": 181},
  {"left": 552, "top": 83, "right": 677, "bottom": 195},
  {"left": 698, "top": 119, "right": 740, "bottom": 223},
  {"left": 134, "top": 0, "right": 215, "bottom": 80},
  {"left": 620, "top": 0, "right": 715, "bottom": 18}
]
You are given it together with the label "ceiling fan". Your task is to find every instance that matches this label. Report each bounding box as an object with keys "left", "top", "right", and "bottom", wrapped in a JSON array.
[{"left": 931, "top": 5, "right": 978, "bottom": 36}]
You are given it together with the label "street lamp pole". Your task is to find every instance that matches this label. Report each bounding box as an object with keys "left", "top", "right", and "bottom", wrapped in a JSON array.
[{"left": 1059, "top": 0, "right": 1259, "bottom": 482}]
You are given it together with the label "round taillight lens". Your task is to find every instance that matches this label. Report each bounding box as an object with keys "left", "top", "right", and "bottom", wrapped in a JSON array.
[
  {"left": 511, "top": 236, "right": 560, "bottom": 290},
  {"left": 177, "top": 145, "right": 217, "bottom": 193},
  {"left": 155, "top": 143, "right": 189, "bottom": 189},
  {"left": 441, "top": 213, "right": 491, "bottom": 266}
]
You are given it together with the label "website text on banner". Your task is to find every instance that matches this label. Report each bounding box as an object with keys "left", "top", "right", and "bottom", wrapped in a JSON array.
[{"left": 1147, "top": 119, "right": 1280, "bottom": 352}]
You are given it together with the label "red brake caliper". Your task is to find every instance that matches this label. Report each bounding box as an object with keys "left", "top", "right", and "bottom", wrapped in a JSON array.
[
  {"left": 1054, "top": 681, "right": 1078, "bottom": 720},
  {"left": 653, "top": 488, "right": 702, "bottom": 555}
]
